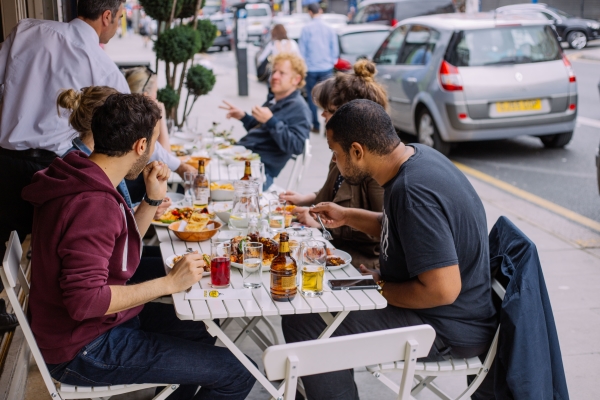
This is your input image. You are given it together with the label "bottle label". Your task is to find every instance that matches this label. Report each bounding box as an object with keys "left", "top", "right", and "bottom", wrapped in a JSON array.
[
  {"left": 271, "top": 274, "right": 296, "bottom": 290},
  {"left": 194, "top": 188, "right": 210, "bottom": 205},
  {"left": 279, "top": 242, "right": 290, "bottom": 253}
]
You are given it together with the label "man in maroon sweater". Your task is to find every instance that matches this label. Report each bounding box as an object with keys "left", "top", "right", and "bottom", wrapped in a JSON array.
[{"left": 22, "top": 93, "right": 255, "bottom": 399}]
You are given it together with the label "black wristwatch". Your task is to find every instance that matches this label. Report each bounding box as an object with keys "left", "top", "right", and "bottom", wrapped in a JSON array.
[{"left": 143, "top": 194, "right": 163, "bottom": 207}]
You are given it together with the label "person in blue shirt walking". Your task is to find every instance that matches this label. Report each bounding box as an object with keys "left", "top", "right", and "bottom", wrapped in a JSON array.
[{"left": 299, "top": 3, "right": 339, "bottom": 133}]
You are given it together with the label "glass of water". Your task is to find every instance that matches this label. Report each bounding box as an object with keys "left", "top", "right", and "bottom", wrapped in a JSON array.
[
  {"left": 183, "top": 171, "right": 197, "bottom": 207},
  {"left": 269, "top": 199, "right": 286, "bottom": 232},
  {"left": 243, "top": 242, "right": 263, "bottom": 288}
]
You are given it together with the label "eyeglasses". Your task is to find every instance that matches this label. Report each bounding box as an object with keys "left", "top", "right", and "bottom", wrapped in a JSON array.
[{"left": 141, "top": 66, "right": 156, "bottom": 94}]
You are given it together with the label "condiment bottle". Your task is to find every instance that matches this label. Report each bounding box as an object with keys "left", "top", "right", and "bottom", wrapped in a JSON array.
[
  {"left": 240, "top": 160, "right": 252, "bottom": 181},
  {"left": 193, "top": 160, "right": 210, "bottom": 208},
  {"left": 270, "top": 232, "right": 297, "bottom": 301}
]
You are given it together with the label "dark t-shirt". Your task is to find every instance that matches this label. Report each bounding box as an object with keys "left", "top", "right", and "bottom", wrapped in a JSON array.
[{"left": 380, "top": 144, "right": 496, "bottom": 347}]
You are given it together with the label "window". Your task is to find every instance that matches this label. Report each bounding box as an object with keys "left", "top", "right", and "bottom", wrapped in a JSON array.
[
  {"left": 446, "top": 26, "right": 562, "bottom": 67},
  {"left": 355, "top": 3, "right": 395, "bottom": 24},
  {"left": 397, "top": 25, "right": 439, "bottom": 65},
  {"left": 373, "top": 25, "right": 408, "bottom": 65},
  {"left": 339, "top": 31, "right": 391, "bottom": 55},
  {"left": 246, "top": 8, "right": 268, "bottom": 17}
]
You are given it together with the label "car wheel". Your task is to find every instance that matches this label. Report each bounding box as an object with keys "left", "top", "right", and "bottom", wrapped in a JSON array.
[
  {"left": 418, "top": 109, "right": 451, "bottom": 156},
  {"left": 539, "top": 131, "right": 573, "bottom": 148},
  {"left": 567, "top": 31, "right": 587, "bottom": 50}
]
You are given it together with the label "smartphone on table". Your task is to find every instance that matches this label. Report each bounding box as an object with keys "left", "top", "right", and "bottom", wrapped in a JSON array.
[{"left": 328, "top": 278, "right": 380, "bottom": 291}]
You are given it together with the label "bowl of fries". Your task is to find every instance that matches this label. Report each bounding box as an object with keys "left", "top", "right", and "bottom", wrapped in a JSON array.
[
  {"left": 168, "top": 220, "right": 222, "bottom": 242},
  {"left": 210, "top": 180, "right": 235, "bottom": 201}
]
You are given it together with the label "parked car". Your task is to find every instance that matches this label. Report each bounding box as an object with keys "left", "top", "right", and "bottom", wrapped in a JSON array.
[
  {"left": 351, "top": 0, "right": 455, "bottom": 26},
  {"left": 246, "top": 3, "right": 273, "bottom": 42},
  {"left": 334, "top": 24, "right": 392, "bottom": 71},
  {"left": 210, "top": 13, "right": 233, "bottom": 51},
  {"left": 372, "top": 13, "right": 578, "bottom": 155},
  {"left": 320, "top": 13, "right": 348, "bottom": 30},
  {"left": 496, "top": 4, "right": 600, "bottom": 50}
]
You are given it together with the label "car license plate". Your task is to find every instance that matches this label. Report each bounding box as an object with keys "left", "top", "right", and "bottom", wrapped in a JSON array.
[
  {"left": 495, "top": 99, "right": 542, "bottom": 113},
  {"left": 216, "top": 30, "right": 221, "bottom": 37}
]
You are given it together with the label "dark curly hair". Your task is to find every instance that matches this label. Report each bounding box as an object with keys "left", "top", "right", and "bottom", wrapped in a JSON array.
[
  {"left": 91, "top": 93, "right": 161, "bottom": 157},
  {"left": 78, "top": 0, "right": 124, "bottom": 21},
  {"left": 325, "top": 99, "right": 400, "bottom": 156}
]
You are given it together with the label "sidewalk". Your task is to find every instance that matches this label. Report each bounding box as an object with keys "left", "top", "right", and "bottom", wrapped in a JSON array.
[{"left": 24, "top": 33, "right": 600, "bottom": 399}]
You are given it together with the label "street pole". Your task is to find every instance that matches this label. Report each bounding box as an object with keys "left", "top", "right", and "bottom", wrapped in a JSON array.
[{"left": 233, "top": 4, "right": 249, "bottom": 97}]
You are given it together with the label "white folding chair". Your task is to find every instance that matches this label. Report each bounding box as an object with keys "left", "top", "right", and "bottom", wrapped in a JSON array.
[
  {"left": 285, "top": 139, "right": 312, "bottom": 192},
  {"left": 1, "top": 231, "right": 178, "bottom": 400},
  {"left": 367, "top": 279, "right": 506, "bottom": 400},
  {"left": 263, "top": 325, "right": 436, "bottom": 400}
]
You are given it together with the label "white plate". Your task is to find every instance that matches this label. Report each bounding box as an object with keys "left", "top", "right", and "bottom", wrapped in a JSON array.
[
  {"left": 166, "top": 192, "right": 184, "bottom": 204},
  {"left": 151, "top": 220, "right": 172, "bottom": 227},
  {"left": 165, "top": 254, "right": 210, "bottom": 276},
  {"left": 173, "top": 131, "right": 200, "bottom": 141},
  {"left": 215, "top": 145, "right": 247, "bottom": 156},
  {"left": 326, "top": 249, "right": 352, "bottom": 271}
]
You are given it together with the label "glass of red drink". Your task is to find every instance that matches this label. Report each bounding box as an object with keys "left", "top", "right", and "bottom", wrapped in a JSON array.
[{"left": 211, "top": 241, "right": 231, "bottom": 288}]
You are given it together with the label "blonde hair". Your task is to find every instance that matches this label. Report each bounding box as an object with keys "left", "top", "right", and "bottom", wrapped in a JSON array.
[
  {"left": 57, "top": 86, "right": 119, "bottom": 140},
  {"left": 272, "top": 52, "right": 307, "bottom": 88},
  {"left": 124, "top": 66, "right": 157, "bottom": 94},
  {"left": 312, "top": 59, "right": 387, "bottom": 112}
]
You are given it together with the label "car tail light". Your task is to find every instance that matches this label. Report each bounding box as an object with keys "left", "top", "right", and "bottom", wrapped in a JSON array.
[
  {"left": 226, "top": 27, "right": 232, "bottom": 34},
  {"left": 562, "top": 54, "right": 576, "bottom": 82},
  {"left": 334, "top": 58, "right": 352, "bottom": 72},
  {"left": 439, "top": 60, "right": 463, "bottom": 91},
  {"left": 391, "top": 18, "right": 398, "bottom": 27},
  {"left": 458, "top": 113, "right": 468, "bottom": 119},
  {"left": 569, "top": 103, "right": 576, "bottom": 111}
]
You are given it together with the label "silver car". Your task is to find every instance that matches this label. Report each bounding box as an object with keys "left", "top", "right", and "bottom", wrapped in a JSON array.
[{"left": 373, "top": 13, "right": 578, "bottom": 155}]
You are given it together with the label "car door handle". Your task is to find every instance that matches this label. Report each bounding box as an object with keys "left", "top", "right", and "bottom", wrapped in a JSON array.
[
  {"left": 406, "top": 77, "right": 417, "bottom": 83},
  {"left": 381, "top": 74, "right": 392, "bottom": 80}
]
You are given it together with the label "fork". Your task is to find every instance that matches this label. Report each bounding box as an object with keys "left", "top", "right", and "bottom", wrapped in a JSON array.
[{"left": 311, "top": 205, "right": 333, "bottom": 241}]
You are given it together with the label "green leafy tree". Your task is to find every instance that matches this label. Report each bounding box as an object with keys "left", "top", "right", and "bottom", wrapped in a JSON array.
[
  {"left": 139, "top": 0, "right": 182, "bottom": 26},
  {"left": 157, "top": 86, "right": 180, "bottom": 117},
  {"left": 182, "top": 65, "right": 216, "bottom": 119},
  {"left": 196, "top": 19, "right": 218, "bottom": 53}
]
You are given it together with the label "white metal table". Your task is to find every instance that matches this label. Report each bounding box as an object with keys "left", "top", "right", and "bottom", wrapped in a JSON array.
[{"left": 155, "top": 226, "right": 387, "bottom": 399}]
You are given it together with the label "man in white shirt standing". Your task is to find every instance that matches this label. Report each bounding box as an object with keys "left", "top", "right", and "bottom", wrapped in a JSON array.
[{"left": 0, "top": 0, "right": 191, "bottom": 257}]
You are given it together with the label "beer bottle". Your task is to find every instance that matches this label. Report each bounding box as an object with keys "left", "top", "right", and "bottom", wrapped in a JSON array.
[
  {"left": 240, "top": 161, "right": 252, "bottom": 181},
  {"left": 270, "top": 232, "right": 297, "bottom": 301},
  {"left": 193, "top": 160, "right": 210, "bottom": 208}
]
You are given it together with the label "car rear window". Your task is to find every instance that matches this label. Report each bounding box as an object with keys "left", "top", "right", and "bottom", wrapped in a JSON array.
[
  {"left": 247, "top": 8, "right": 268, "bottom": 17},
  {"left": 446, "top": 25, "right": 561, "bottom": 67},
  {"left": 340, "top": 31, "right": 391, "bottom": 55}
]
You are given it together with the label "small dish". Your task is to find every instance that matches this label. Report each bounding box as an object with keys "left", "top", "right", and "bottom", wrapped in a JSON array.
[
  {"left": 168, "top": 220, "right": 222, "bottom": 242},
  {"left": 325, "top": 249, "right": 352, "bottom": 271}
]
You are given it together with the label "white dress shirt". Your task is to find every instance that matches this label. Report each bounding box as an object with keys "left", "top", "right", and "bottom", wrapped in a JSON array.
[{"left": 0, "top": 18, "right": 181, "bottom": 171}]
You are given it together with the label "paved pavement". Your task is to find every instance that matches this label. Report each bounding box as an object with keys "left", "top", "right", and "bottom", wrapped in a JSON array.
[{"left": 23, "top": 33, "right": 600, "bottom": 399}]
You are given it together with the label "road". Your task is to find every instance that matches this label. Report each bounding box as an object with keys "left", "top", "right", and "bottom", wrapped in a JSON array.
[{"left": 449, "top": 40, "right": 600, "bottom": 223}]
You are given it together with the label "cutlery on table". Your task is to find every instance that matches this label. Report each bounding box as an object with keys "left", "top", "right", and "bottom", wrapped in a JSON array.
[{"left": 311, "top": 205, "right": 333, "bottom": 241}]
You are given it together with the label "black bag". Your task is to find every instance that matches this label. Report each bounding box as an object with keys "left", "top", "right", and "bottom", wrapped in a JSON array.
[{"left": 256, "top": 55, "right": 272, "bottom": 82}]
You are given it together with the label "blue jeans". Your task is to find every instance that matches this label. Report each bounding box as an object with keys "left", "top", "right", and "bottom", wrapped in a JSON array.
[
  {"left": 47, "top": 303, "right": 255, "bottom": 400},
  {"left": 305, "top": 70, "right": 333, "bottom": 130}
]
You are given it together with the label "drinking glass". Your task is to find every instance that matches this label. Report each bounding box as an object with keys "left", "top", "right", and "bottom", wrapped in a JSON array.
[
  {"left": 299, "top": 240, "right": 327, "bottom": 297},
  {"left": 229, "top": 183, "right": 260, "bottom": 230},
  {"left": 287, "top": 227, "right": 313, "bottom": 241},
  {"left": 210, "top": 242, "right": 231, "bottom": 288},
  {"left": 183, "top": 171, "right": 197, "bottom": 207},
  {"left": 243, "top": 242, "right": 263, "bottom": 288},
  {"left": 269, "top": 199, "right": 286, "bottom": 232}
]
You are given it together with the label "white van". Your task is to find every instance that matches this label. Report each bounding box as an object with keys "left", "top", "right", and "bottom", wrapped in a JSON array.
[{"left": 245, "top": 3, "right": 272, "bottom": 42}]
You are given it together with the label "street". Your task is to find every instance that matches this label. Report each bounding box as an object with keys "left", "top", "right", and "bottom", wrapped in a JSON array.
[{"left": 450, "top": 41, "right": 600, "bottom": 223}]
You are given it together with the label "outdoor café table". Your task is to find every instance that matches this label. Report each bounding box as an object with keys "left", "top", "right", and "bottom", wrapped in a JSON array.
[{"left": 156, "top": 226, "right": 388, "bottom": 399}]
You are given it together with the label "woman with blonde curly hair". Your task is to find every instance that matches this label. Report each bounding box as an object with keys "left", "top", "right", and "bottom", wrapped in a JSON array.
[{"left": 280, "top": 60, "right": 388, "bottom": 269}]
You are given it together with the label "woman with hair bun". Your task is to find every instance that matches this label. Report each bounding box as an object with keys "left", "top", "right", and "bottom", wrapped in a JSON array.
[
  {"left": 58, "top": 86, "right": 171, "bottom": 217},
  {"left": 280, "top": 60, "right": 387, "bottom": 270}
]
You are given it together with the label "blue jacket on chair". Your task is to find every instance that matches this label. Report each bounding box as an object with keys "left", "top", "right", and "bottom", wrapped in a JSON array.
[{"left": 490, "top": 216, "right": 569, "bottom": 399}]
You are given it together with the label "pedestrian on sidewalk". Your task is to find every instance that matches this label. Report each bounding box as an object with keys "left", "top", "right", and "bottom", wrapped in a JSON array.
[
  {"left": 257, "top": 24, "right": 301, "bottom": 83},
  {"left": 299, "top": 3, "right": 339, "bottom": 134},
  {"left": 220, "top": 53, "right": 311, "bottom": 190}
]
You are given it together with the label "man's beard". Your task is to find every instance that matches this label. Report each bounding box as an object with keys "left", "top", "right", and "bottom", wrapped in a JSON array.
[
  {"left": 125, "top": 145, "right": 151, "bottom": 180},
  {"left": 341, "top": 160, "right": 369, "bottom": 186}
]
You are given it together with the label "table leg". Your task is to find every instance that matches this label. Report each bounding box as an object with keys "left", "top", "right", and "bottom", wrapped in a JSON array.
[
  {"left": 317, "top": 311, "right": 349, "bottom": 339},
  {"left": 203, "top": 319, "right": 282, "bottom": 399}
]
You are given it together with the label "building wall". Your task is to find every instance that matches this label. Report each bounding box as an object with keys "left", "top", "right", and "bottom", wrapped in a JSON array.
[{"left": 480, "top": 0, "right": 600, "bottom": 21}]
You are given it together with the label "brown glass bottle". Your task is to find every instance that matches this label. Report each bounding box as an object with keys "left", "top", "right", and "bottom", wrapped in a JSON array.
[
  {"left": 247, "top": 218, "right": 259, "bottom": 242},
  {"left": 270, "top": 232, "right": 297, "bottom": 301},
  {"left": 240, "top": 161, "right": 252, "bottom": 180},
  {"left": 193, "top": 160, "right": 210, "bottom": 207}
]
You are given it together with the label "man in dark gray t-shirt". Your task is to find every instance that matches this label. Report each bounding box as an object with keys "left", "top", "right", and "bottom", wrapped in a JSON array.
[{"left": 281, "top": 99, "right": 496, "bottom": 400}]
